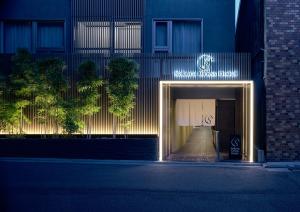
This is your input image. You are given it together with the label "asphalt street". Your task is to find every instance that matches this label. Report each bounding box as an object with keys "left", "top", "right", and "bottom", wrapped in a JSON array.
[{"left": 0, "top": 158, "right": 300, "bottom": 212}]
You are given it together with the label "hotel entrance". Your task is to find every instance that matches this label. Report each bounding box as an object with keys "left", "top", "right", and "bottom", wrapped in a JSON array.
[{"left": 159, "top": 81, "right": 254, "bottom": 162}]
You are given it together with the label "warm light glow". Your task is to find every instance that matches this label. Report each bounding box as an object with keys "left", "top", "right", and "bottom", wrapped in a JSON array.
[
  {"left": 159, "top": 81, "right": 164, "bottom": 161},
  {"left": 159, "top": 80, "right": 254, "bottom": 163},
  {"left": 160, "top": 80, "right": 252, "bottom": 84},
  {"left": 249, "top": 81, "right": 254, "bottom": 162},
  {"left": 4, "top": 127, "right": 158, "bottom": 136}
]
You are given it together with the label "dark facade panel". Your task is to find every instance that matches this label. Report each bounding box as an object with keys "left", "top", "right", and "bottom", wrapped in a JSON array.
[
  {"left": 235, "top": 0, "right": 265, "bottom": 156},
  {"left": 71, "top": 0, "right": 144, "bottom": 53},
  {"left": 0, "top": 0, "right": 69, "bottom": 20},
  {"left": 144, "top": 0, "right": 236, "bottom": 53},
  {"left": 0, "top": 0, "right": 236, "bottom": 54},
  {"left": 71, "top": 0, "right": 144, "bottom": 20}
]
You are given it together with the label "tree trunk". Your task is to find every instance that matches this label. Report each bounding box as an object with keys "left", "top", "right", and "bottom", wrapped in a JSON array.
[
  {"left": 19, "top": 108, "right": 23, "bottom": 134},
  {"left": 86, "top": 117, "right": 89, "bottom": 139},
  {"left": 124, "top": 127, "right": 128, "bottom": 139},
  {"left": 112, "top": 116, "right": 116, "bottom": 139},
  {"left": 54, "top": 109, "right": 59, "bottom": 137},
  {"left": 87, "top": 116, "right": 91, "bottom": 139},
  {"left": 54, "top": 120, "right": 59, "bottom": 138},
  {"left": 43, "top": 119, "right": 47, "bottom": 139}
]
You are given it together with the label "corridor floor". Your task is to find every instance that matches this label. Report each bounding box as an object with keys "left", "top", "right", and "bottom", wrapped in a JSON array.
[{"left": 169, "top": 127, "right": 217, "bottom": 161}]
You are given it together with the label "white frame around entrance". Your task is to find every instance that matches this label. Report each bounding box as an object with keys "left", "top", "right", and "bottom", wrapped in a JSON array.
[{"left": 159, "top": 80, "right": 254, "bottom": 162}]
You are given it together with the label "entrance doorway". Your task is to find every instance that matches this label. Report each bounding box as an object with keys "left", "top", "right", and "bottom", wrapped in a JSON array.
[
  {"left": 216, "top": 100, "right": 236, "bottom": 160},
  {"left": 159, "top": 81, "right": 254, "bottom": 162}
]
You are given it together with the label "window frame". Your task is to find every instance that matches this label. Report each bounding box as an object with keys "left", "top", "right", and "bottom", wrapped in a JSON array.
[
  {"left": 0, "top": 21, "right": 3, "bottom": 53},
  {"left": 74, "top": 21, "right": 111, "bottom": 54},
  {"left": 113, "top": 21, "right": 143, "bottom": 54},
  {"left": 36, "top": 21, "right": 65, "bottom": 53},
  {"left": 74, "top": 21, "right": 142, "bottom": 54},
  {"left": 2, "top": 20, "right": 33, "bottom": 54},
  {"left": 153, "top": 20, "right": 172, "bottom": 53},
  {"left": 152, "top": 18, "right": 203, "bottom": 54}
]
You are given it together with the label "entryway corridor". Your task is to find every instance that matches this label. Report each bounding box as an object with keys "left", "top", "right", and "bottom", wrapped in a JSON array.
[{"left": 168, "top": 127, "right": 217, "bottom": 161}]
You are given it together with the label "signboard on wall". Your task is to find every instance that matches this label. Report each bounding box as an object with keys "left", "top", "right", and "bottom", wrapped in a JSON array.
[
  {"left": 173, "top": 54, "right": 239, "bottom": 79},
  {"left": 175, "top": 99, "right": 215, "bottom": 127},
  {"left": 229, "top": 135, "right": 242, "bottom": 160}
]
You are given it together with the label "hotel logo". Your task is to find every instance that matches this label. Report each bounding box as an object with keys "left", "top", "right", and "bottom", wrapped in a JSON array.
[{"left": 173, "top": 54, "right": 239, "bottom": 79}]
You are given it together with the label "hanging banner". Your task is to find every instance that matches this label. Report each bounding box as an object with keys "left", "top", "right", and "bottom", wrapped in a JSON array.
[{"left": 175, "top": 99, "right": 215, "bottom": 127}]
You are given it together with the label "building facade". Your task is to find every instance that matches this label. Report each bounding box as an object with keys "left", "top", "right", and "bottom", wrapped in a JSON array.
[
  {"left": 236, "top": 0, "right": 300, "bottom": 161},
  {"left": 1, "top": 0, "right": 297, "bottom": 162}
]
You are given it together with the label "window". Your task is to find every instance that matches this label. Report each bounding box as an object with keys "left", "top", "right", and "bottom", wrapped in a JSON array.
[
  {"left": 4, "top": 22, "right": 32, "bottom": 53},
  {"left": 153, "top": 20, "right": 202, "bottom": 54},
  {"left": 75, "top": 21, "right": 111, "bottom": 53},
  {"left": 74, "top": 21, "right": 142, "bottom": 54},
  {"left": 114, "top": 22, "right": 141, "bottom": 53},
  {"left": 153, "top": 21, "right": 171, "bottom": 53},
  {"left": 37, "top": 22, "right": 64, "bottom": 51},
  {"left": 1, "top": 20, "right": 65, "bottom": 53},
  {"left": 155, "top": 22, "right": 168, "bottom": 47}
]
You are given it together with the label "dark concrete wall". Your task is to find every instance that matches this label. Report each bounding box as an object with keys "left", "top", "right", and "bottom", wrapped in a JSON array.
[{"left": 265, "top": 0, "right": 300, "bottom": 161}]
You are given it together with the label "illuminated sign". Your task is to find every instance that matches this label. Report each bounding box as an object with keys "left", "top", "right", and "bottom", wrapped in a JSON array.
[{"left": 173, "top": 54, "right": 239, "bottom": 79}]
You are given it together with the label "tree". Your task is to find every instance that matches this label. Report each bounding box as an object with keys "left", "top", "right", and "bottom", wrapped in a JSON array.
[
  {"left": 77, "top": 60, "right": 103, "bottom": 139},
  {"left": 62, "top": 99, "right": 83, "bottom": 135},
  {"left": 0, "top": 71, "right": 19, "bottom": 134},
  {"left": 35, "top": 58, "right": 67, "bottom": 136},
  {"left": 0, "top": 74, "right": 10, "bottom": 133},
  {"left": 9, "top": 49, "right": 37, "bottom": 134},
  {"left": 107, "top": 57, "right": 139, "bottom": 138},
  {"left": 0, "top": 73, "right": 6, "bottom": 132}
]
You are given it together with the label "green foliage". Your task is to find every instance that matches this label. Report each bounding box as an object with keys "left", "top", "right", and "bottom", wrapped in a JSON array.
[
  {"left": 8, "top": 49, "right": 37, "bottom": 134},
  {"left": 0, "top": 74, "right": 26, "bottom": 135},
  {"left": 0, "top": 52, "right": 141, "bottom": 138},
  {"left": 0, "top": 71, "right": 11, "bottom": 133},
  {"left": 0, "top": 100, "right": 19, "bottom": 134},
  {"left": 62, "top": 100, "right": 83, "bottom": 135},
  {"left": 77, "top": 60, "right": 102, "bottom": 138},
  {"left": 10, "top": 49, "right": 37, "bottom": 97},
  {"left": 77, "top": 60, "right": 103, "bottom": 116},
  {"left": 107, "top": 57, "right": 139, "bottom": 136},
  {"left": 0, "top": 72, "right": 6, "bottom": 132},
  {"left": 35, "top": 58, "right": 67, "bottom": 135},
  {"left": 38, "top": 58, "right": 67, "bottom": 94}
]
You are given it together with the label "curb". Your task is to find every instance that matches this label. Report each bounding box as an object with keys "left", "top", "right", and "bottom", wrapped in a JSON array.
[
  {"left": 263, "top": 162, "right": 300, "bottom": 171},
  {"left": 0, "top": 157, "right": 263, "bottom": 168}
]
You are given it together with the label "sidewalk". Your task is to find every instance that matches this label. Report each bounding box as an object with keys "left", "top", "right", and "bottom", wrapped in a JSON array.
[{"left": 1, "top": 157, "right": 300, "bottom": 171}]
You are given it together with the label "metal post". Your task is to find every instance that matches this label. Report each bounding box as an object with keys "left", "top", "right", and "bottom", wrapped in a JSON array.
[{"left": 215, "top": 131, "right": 220, "bottom": 161}]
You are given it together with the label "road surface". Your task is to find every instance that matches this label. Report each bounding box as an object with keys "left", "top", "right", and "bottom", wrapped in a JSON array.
[{"left": 0, "top": 158, "right": 300, "bottom": 212}]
